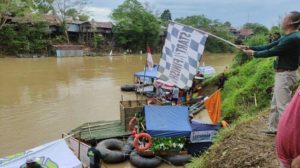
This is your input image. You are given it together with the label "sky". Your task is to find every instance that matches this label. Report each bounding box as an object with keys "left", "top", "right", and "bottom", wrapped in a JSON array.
[{"left": 87, "top": 0, "right": 300, "bottom": 28}]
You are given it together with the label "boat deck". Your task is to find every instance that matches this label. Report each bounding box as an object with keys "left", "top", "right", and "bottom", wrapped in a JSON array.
[{"left": 69, "top": 120, "right": 131, "bottom": 142}]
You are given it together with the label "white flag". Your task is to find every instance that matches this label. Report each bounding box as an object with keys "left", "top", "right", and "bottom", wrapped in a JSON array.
[
  {"left": 146, "top": 46, "right": 154, "bottom": 70},
  {"left": 157, "top": 22, "right": 208, "bottom": 89}
]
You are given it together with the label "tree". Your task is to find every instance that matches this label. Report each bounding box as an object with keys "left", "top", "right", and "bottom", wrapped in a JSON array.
[
  {"left": 32, "top": 0, "right": 54, "bottom": 14},
  {"left": 160, "top": 9, "right": 172, "bottom": 26},
  {"left": 111, "top": 0, "right": 161, "bottom": 52},
  {"left": 224, "top": 21, "right": 231, "bottom": 28},
  {"left": 243, "top": 23, "right": 269, "bottom": 35},
  {"left": 45, "top": 0, "right": 88, "bottom": 43},
  {"left": 0, "top": 0, "right": 33, "bottom": 30},
  {"left": 270, "top": 25, "right": 281, "bottom": 34},
  {"left": 78, "top": 14, "right": 89, "bottom": 21},
  {"left": 175, "top": 15, "right": 235, "bottom": 53}
]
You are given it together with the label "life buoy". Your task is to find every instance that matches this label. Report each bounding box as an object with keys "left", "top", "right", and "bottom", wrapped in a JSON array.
[
  {"left": 221, "top": 120, "right": 229, "bottom": 128},
  {"left": 133, "top": 133, "right": 152, "bottom": 153},
  {"left": 128, "top": 117, "right": 137, "bottom": 132}
]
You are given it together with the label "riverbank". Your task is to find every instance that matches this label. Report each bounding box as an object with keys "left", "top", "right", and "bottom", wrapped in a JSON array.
[
  {"left": 187, "top": 109, "right": 279, "bottom": 168},
  {"left": 187, "top": 55, "right": 300, "bottom": 167}
]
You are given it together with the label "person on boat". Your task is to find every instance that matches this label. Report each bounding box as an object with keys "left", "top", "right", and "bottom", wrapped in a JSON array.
[
  {"left": 87, "top": 139, "right": 103, "bottom": 168},
  {"left": 240, "top": 11, "right": 300, "bottom": 135},
  {"left": 25, "top": 158, "right": 42, "bottom": 168}
]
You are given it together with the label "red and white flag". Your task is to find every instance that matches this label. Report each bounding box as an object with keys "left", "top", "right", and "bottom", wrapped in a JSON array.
[{"left": 147, "top": 46, "right": 154, "bottom": 70}]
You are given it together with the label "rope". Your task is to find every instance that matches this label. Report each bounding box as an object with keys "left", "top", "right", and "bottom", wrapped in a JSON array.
[{"left": 171, "top": 21, "right": 239, "bottom": 49}]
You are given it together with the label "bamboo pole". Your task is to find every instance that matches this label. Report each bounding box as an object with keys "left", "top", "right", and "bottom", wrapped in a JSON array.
[{"left": 171, "top": 21, "right": 239, "bottom": 49}]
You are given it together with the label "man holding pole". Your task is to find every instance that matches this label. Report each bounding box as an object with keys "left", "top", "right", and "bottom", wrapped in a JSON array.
[{"left": 240, "top": 11, "right": 300, "bottom": 135}]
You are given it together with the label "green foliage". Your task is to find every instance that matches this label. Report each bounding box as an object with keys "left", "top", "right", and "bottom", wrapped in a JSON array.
[
  {"left": 111, "top": 0, "right": 161, "bottom": 52},
  {"left": 33, "top": 0, "right": 54, "bottom": 14},
  {"left": 93, "top": 34, "right": 104, "bottom": 49},
  {"left": 0, "top": 22, "right": 49, "bottom": 54},
  {"left": 51, "top": 35, "right": 66, "bottom": 44},
  {"left": 79, "top": 14, "right": 89, "bottom": 21},
  {"left": 175, "top": 15, "right": 235, "bottom": 53},
  {"left": 151, "top": 137, "right": 185, "bottom": 151},
  {"left": 160, "top": 9, "right": 172, "bottom": 26},
  {"left": 270, "top": 26, "right": 281, "bottom": 34},
  {"left": 0, "top": 0, "right": 34, "bottom": 30},
  {"left": 233, "top": 34, "right": 268, "bottom": 66},
  {"left": 243, "top": 22, "right": 269, "bottom": 35},
  {"left": 66, "top": 8, "right": 78, "bottom": 20},
  {"left": 222, "top": 58, "right": 274, "bottom": 120}
]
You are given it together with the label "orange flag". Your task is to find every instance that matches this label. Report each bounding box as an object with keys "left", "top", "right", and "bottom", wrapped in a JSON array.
[{"left": 204, "top": 89, "right": 222, "bottom": 124}]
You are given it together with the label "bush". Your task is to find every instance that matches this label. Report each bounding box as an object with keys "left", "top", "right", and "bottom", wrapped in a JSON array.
[
  {"left": 0, "top": 22, "right": 49, "bottom": 55},
  {"left": 222, "top": 58, "right": 274, "bottom": 121}
]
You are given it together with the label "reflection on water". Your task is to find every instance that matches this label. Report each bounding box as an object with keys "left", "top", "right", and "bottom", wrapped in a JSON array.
[{"left": 0, "top": 53, "right": 234, "bottom": 157}]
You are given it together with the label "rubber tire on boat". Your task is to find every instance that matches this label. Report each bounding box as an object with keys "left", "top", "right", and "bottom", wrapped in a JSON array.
[
  {"left": 121, "top": 84, "right": 136, "bottom": 92},
  {"left": 130, "top": 150, "right": 162, "bottom": 168},
  {"left": 97, "top": 139, "right": 126, "bottom": 163},
  {"left": 163, "top": 154, "right": 192, "bottom": 166}
]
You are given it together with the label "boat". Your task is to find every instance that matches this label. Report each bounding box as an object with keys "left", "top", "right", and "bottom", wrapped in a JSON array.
[
  {"left": 120, "top": 65, "right": 158, "bottom": 93},
  {"left": 198, "top": 66, "right": 217, "bottom": 78}
]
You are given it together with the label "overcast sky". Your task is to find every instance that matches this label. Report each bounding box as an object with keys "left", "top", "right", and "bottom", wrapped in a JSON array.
[{"left": 88, "top": 0, "right": 300, "bottom": 28}]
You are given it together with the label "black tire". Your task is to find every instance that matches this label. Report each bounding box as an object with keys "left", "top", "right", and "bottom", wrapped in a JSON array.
[
  {"left": 130, "top": 150, "right": 162, "bottom": 168},
  {"left": 97, "top": 139, "right": 126, "bottom": 163},
  {"left": 121, "top": 85, "right": 136, "bottom": 92},
  {"left": 164, "top": 154, "right": 192, "bottom": 166}
]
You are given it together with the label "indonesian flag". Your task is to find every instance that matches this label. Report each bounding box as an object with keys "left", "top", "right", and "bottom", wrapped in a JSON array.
[{"left": 147, "top": 46, "right": 154, "bottom": 70}]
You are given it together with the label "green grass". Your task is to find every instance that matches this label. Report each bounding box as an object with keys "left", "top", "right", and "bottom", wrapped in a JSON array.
[
  {"left": 187, "top": 56, "right": 275, "bottom": 168},
  {"left": 221, "top": 58, "right": 274, "bottom": 121}
]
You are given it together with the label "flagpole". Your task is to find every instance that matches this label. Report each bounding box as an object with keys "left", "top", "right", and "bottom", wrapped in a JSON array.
[
  {"left": 141, "top": 45, "right": 149, "bottom": 95},
  {"left": 171, "top": 21, "right": 239, "bottom": 49}
]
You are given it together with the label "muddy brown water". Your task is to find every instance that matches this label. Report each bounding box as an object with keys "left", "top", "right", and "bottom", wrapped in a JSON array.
[{"left": 0, "top": 53, "right": 234, "bottom": 160}]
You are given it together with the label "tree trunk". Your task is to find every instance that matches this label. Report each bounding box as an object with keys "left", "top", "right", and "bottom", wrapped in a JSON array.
[{"left": 64, "top": 30, "right": 70, "bottom": 44}]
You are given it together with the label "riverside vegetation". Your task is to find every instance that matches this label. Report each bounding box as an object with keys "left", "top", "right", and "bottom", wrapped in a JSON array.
[
  {"left": 0, "top": 0, "right": 270, "bottom": 56},
  {"left": 187, "top": 34, "right": 300, "bottom": 167}
]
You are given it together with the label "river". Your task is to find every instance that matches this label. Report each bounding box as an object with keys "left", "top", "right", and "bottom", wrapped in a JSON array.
[{"left": 0, "top": 53, "right": 234, "bottom": 159}]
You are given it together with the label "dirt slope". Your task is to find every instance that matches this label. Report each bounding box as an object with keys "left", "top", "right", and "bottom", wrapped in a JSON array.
[{"left": 201, "top": 111, "right": 279, "bottom": 168}]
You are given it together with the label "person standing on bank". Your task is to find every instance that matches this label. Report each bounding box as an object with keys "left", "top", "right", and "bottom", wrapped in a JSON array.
[
  {"left": 240, "top": 11, "right": 300, "bottom": 135},
  {"left": 87, "top": 139, "right": 103, "bottom": 168}
]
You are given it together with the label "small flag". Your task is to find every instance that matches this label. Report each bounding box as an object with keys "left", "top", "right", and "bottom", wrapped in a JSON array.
[
  {"left": 157, "top": 22, "right": 208, "bottom": 89},
  {"left": 147, "top": 46, "right": 154, "bottom": 70},
  {"left": 204, "top": 90, "right": 222, "bottom": 124}
]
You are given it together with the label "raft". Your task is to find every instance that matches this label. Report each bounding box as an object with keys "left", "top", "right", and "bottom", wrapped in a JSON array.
[{"left": 69, "top": 120, "right": 131, "bottom": 142}]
